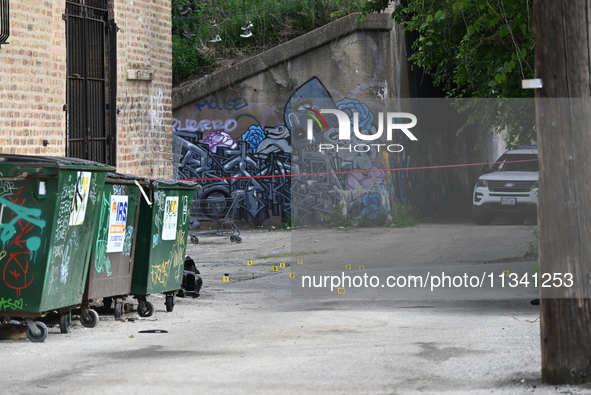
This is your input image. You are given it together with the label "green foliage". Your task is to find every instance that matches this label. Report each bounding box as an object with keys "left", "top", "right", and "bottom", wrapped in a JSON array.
[
  {"left": 392, "top": 205, "right": 419, "bottom": 227},
  {"left": 285, "top": 215, "right": 302, "bottom": 229},
  {"left": 358, "top": 210, "right": 389, "bottom": 227},
  {"left": 525, "top": 222, "right": 539, "bottom": 259},
  {"left": 322, "top": 203, "right": 353, "bottom": 227},
  {"left": 392, "top": 0, "right": 534, "bottom": 99},
  {"left": 365, "top": 0, "right": 536, "bottom": 145},
  {"left": 172, "top": 0, "right": 366, "bottom": 84}
]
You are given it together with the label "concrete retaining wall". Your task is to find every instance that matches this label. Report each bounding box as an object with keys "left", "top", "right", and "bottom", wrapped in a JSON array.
[{"left": 172, "top": 12, "right": 493, "bottom": 225}]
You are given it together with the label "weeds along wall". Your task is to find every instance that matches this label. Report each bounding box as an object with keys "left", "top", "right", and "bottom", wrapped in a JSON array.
[{"left": 0, "top": 0, "right": 174, "bottom": 179}]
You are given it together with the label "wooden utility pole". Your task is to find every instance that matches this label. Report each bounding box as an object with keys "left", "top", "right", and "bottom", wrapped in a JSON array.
[{"left": 534, "top": 0, "right": 591, "bottom": 385}]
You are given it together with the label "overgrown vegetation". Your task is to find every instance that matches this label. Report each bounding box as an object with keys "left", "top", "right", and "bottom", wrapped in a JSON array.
[
  {"left": 322, "top": 203, "right": 353, "bottom": 228},
  {"left": 525, "top": 222, "right": 539, "bottom": 259},
  {"left": 285, "top": 215, "right": 302, "bottom": 229},
  {"left": 365, "top": 0, "right": 536, "bottom": 146},
  {"left": 391, "top": 204, "right": 419, "bottom": 227},
  {"left": 358, "top": 210, "right": 389, "bottom": 227},
  {"left": 321, "top": 203, "right": 419, "bottom": 228},
  {"left": 172, "top": 0, "right": 366, "bottom": 84}
]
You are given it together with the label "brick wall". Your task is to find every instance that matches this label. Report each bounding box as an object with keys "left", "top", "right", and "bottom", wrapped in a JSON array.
[
  {"left": 0, "top": 0, "right": 174, "bottom": 179},
  {"left": 0, "top": 0, "right": 67, "bottom": 156},
  {"left": 113, "top": 0, "right": 173, "bottom": 178}
]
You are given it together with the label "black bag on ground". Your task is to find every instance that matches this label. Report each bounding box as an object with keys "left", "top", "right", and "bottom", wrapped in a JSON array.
[{"left": 178, "top": 255, "right": 203, "bottom": 298}]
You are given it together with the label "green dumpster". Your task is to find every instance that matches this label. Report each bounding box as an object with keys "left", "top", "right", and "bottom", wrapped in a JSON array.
[
  {"left": 83, "top": 173, "right": 146, "bottom": 325},
  {"left": 130, "top": 179, "right": 198, "bottom": 316},
  {"left": 0, "top": 154, "right": 112, "bottom": 341}
]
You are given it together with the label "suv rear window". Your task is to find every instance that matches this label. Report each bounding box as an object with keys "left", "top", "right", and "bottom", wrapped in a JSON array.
[{"left": 491, "top": 154, "right": 539, "bottom": 172}]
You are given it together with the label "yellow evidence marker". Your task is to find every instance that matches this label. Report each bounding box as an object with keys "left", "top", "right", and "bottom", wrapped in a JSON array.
[
  {"left": 289, "top": 273, "right": 296, "bottom": 279},
  {"left": 297, "top": 260, "right": 303, "bottom": 265},
  {"left": 358, "top": 265, "right": 365, "bottom": 270},
  {"left": 271, "top": 266, "right": 279, "bottom": 272},
  {"left": 503, "top": 270, "right": 510, "bottom": 277},
  {"left": 279, "top": 263, "right": 286, "bottom": 268},
  {"left": 345, "top": 264, "right": 352, "bottom": 270},
  {"left": 337, "top": 288, "right": 346, "bottom": 295},
  {"left": 222, "top": 276, "right": 230, "bottom": 282},
  {"left": 247, "top": 260, "right": 253, "bottom": 266}
]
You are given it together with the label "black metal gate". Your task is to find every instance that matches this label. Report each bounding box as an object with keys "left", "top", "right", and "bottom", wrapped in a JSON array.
[
  {"left": 64, "top": 0, "right": 117, "bottom": 165},
  {"left": 0, "top": 0, "right": 9, "bottom": 47}
]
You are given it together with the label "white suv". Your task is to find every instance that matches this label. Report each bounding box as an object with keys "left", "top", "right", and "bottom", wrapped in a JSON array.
[{"left": 472, "top": 148, "right": 539, "bottom": 225}]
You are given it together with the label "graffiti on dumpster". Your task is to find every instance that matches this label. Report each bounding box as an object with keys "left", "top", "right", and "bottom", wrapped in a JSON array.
[
  {"left": 150, "top": 259, "right": 172, "bottom": 286},
  {"left": 51, "top": 178, "right": 76, "bottom": 278},
  {"left": 181, "top": 195, "right": 189, "bottom": 226},
  {"left": 54, "top": 186, "right": 75, "bottom": 245},
  {"left": 0, "top": 186, "right": 47, "bottom": 298},
  {"left": 0, "top": 181, "right": 20, "bottom": 197},
  {"left": 88, "top": 173, "right": 100, "bottom": 206},
  {"left": 122, "top": 225, "right": 134, "bottom": 257},
  {"left": 60, "top": 232, "right": 79, "bottom": 284},
  {"left": 152, "top": 190, "right": 166, "bottom": 247},
  {"left": 0, "top": 296, "right": 24, "bottom": 311},
  {"left": 94, "top": 195, "right": 112, "bottom": 276},
  {"left": 0, "top": 195, "right": 46, "bottom": 247},
  {"left": 168, "top": 229, "right": 186, "bottom": 283}
]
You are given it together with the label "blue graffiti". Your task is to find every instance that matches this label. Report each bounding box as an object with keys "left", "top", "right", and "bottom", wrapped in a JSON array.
[
  {"left": 336, "top": 98, "right": 375, "bottom": 131},
  {"left": 362, "top": 185, "right": 391, "bottom": 219},
  {"left": 241, "top": 125, "right": 266, "bottom": 153},
  {"left": 0, "top": 196, "right": 46, "bottom": 246}
]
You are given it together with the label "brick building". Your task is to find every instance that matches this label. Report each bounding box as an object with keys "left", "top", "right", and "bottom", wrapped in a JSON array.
[{"left": 0, "top": 0, "right": 174, "bottom": 178}]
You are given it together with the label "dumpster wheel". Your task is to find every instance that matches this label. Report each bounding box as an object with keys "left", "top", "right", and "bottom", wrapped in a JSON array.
[
  {"left": 165, "top": 294, "right": 175, "bottom": 312},
  {"left": 26, "top": 321, "right": 48, "bottom": 343},
  {"left": 114, "top": 300, "right": 124, "bottom": 320},
  {"left": 59, "top": 311, "right": 72, "bottom": 334},
  {"left": 80, "top": 308, "right": 99, "bottom": 328},
  {"left": 137, "top": 300, "right": 154, "bottom": 317}
]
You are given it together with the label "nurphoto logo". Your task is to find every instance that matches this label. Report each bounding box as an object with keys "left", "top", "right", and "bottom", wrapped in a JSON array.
[{"left": 305, "top": 108, "right": 418, "bottom": 153}]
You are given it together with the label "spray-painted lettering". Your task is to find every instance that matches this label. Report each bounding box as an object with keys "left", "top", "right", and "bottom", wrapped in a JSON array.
[
  {"left": 195, "top": 98, "right": 248, "bottom": 112},
  {"left": 0, "top": 297, "right": 24, "bottom": 311}
]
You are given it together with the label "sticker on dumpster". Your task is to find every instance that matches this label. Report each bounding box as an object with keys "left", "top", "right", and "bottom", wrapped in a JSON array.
[
  {"left": 107, "top": 195, "right": 128, "bottom": 253},
  {"left": 162, "top": 196, "right": 179, "bottom": 240},
  {"left": 69, "top": 171, "right": 92, "bottom": 226}
]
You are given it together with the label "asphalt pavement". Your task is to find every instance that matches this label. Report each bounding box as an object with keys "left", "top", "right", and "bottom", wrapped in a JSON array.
[{"left": 1, "top": 222, "right": 590, "bottom": 394}]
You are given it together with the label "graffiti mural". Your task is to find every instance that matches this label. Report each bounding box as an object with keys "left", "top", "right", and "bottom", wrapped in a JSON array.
[
  {"left": 174, "top": 77, "right": 401, "bottom": 226},
  {"left": 174, "top": 132, "right": 291, "bottom": 227}
]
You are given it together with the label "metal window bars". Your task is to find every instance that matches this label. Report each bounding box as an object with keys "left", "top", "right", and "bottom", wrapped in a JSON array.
[{"left": 0, "top": 0, "right": 9, "bottom": 46}]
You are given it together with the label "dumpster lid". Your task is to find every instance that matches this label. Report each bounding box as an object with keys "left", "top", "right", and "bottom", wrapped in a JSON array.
[
  {"left": 107, "top": 172, "right": 150, "bottom": 184},
  {"left": 149, "top": 178, "right": 200, "bottom": 190},
  {"left": 0, "top": 154, "right": 115, "bottom": 170}
]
